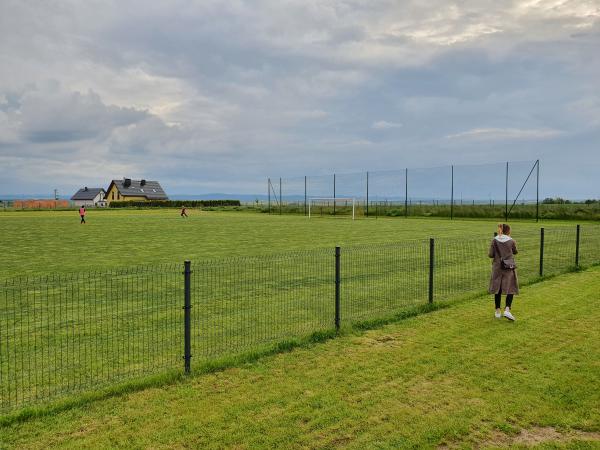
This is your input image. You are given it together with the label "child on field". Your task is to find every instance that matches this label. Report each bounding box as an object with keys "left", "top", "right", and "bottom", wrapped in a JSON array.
[
  {"left": 79, "top": 205, "right": 86, "bottom": 224},
  {"left": 181, "top": 206, "right": 188, "bottom": 218}
]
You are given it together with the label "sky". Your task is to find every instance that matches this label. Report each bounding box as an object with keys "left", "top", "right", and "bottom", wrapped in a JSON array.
[{"left": 0, "top": 0, "right": 599, "bottom": 199}]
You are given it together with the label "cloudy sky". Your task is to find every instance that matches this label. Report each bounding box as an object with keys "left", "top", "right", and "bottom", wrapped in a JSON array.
[{"left": 0, "top": 0, "right": 599, "bottom": 198}]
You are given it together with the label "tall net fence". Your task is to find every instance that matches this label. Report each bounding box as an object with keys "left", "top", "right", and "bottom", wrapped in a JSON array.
[
  {"left": 1, "top": 224, "right": 598, "bottom": 414},
  {"left": 269, "top": 160, "right": 540, "bottom": 220}
]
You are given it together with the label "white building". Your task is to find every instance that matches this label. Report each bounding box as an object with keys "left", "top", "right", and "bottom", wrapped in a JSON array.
[{"left": 70, "top": 187, "right": 106, "bottom": 207}]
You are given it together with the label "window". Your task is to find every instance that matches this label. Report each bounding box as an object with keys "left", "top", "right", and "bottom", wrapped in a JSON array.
[{"left": 112, "top": 192, "right": 115, "bottom": 200}]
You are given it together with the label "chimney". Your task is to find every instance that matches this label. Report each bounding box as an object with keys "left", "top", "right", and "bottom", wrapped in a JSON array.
[
  {"left": 140, "top": 179, "right": 146, "bottom": 186},
  {"left": 84, "top": 187, "right": 88, "bottom": 191},
  {"left": 123, "top": 178, "right": 131, "bottom": 188}
]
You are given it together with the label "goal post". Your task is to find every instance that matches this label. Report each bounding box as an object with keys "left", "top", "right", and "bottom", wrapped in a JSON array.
[{"left": 309, "top": 197, "right": 356, "bottom": 220}]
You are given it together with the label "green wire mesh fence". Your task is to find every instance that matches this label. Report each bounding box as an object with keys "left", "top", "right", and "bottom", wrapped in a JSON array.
[{"left": 1, "top": 224, "right": 598, "bottom": 414}]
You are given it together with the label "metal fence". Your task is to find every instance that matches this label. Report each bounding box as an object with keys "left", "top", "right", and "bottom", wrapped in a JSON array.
[
  {"left": 268, "top": 160, "right": 540, "bottom": 221},
  {"left": 1, "top": 224, "right": 598, "bottom": 414}
]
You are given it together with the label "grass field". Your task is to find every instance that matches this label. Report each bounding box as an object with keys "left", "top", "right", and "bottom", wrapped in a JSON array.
[
  {"left": 1, "top": 210, "right": 599, "bottom": 415},
  {"left": 1, "top": 267, "right": 599, "bottom": 449},
  {"left": 0, "top": 209, "right": 597, "bottom": 279}
]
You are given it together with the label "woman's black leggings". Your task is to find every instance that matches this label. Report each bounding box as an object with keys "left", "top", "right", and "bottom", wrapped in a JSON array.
[{"left": 495, "top": 292, "right": 513, "bottom": 309}]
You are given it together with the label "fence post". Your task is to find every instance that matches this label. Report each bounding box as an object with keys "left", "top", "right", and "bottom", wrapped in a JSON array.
[
  {"left": 335, "top": 246, "right": 341, "bottom": 331},
  {"left": 429, "top": 238, "right": 434, "bottom": 303},
  {"left": 539, "top": 228, "right": 545, "bottom": 277},
  {"left": 575, "top": 224, "right": 580, "bottom": 268},
  {"left": 183, "top": 260, "right": 192, "bottom": 374}
]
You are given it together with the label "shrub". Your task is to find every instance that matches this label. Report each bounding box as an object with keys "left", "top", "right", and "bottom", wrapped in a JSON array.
[{"left": 109, "top": 200, "right": 241, "bottom": 208}]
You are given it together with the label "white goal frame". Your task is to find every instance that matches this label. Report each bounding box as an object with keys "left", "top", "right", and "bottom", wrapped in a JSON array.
[{"left": 308, "top": 197, "right": 355, "bottom": 220}]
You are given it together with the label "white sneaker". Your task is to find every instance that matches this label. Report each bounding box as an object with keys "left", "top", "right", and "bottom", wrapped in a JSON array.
[
  {"left": 494, "top": 311, "right": 501, "bottom": 319},
  {"left": 503, "top": 310, "right": 515, "bottom": 321}
]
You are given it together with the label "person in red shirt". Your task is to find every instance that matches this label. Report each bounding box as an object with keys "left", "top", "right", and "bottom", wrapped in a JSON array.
[{"left": 79, "top": 205, "right": 86, "bottom": 224}]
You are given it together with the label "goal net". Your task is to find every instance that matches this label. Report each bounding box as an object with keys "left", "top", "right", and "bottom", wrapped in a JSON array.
[{"left": 309, "top": 197, "right": 357, "bottom": 219}]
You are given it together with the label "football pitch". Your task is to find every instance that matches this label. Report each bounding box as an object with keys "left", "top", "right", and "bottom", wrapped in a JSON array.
[{"left": 0, "top": 209, "right": 595, "bottom": 279}]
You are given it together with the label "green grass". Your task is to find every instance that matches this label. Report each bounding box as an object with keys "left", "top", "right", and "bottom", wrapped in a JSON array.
[
  {"left": 0, "top": 209, "right": 597, "bottom": 279},
  {"left": 1, "top": 267, "right": 599, "bottom": 449},
  {"left": 1, "top": 211, "right": 599, "bottom": 415}
]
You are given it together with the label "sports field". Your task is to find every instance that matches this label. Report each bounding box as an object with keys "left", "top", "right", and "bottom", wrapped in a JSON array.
[
  {"left": 1, "top": 210, "right": 599, "bottom": 416},
  {"left": 0, "top": 209, "right": 596, "bottom": 278},
  {"left": 1, "top": 267, "right": 599, "bottom": 449}
]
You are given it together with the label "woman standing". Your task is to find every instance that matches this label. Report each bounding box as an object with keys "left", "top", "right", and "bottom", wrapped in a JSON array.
[{"left": 489, "top": 223, "right": 519, "bottom": 321}]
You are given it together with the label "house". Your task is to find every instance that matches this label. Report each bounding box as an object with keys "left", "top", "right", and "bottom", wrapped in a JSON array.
[
  {"left": 104, "top": 178, "right": 168, "bottom": 204},
  {"left": 70, "top": 187, "right": 106, "bottom": 207}
]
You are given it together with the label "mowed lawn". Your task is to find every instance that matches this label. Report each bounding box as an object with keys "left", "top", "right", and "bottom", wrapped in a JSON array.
[
  {"left": 1, "top": 267, "right": 599, "bottom": 449},
  {"left": 0, "top": 209, "right": 591, "bottom": 279}
]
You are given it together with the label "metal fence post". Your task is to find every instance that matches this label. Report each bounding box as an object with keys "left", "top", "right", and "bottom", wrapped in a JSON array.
[
  {"left": 183, "top": 260, "right": 192, "bottom": 374},
  {"left": 429, "top": 238, "right": 434, "bottom": 303},
  {"left": 539, "top": 228, "right": 545, "bottom": 277},
  {"left": 575, "top": 224, "right": 580, "bottom": 267},
  {"left": 335, "top": 246, "right": 341, "bottom": 331}
]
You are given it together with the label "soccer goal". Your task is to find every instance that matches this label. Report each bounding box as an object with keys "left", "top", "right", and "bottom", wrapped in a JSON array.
[{"left": 309, "top": 197, "right": 356, "bottom": 220}]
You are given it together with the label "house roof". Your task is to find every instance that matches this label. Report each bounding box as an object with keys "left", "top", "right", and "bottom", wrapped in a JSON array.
[
  {"left": 108, "top": 179, "right": 168, "bottom": 200},
  {"left": 71, "top": 187, "right": 106, "bottom": 201}
]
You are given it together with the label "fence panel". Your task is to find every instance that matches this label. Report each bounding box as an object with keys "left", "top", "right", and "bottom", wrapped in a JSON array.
[
  {"left": 0, "top": 265, "right": 180, "bottom": 413},
  {"left": 191, "top": 250, "right": 334, "bottom": 362},
  {"left": 343, "top": 241, "right": 429, "bottom": 321},
  {"left": 435, "top": 239, "right": 489, "bottom": 301},
  {"left": 543, "top": 228, "right": 578, "bottom": 276},
  {"left": 579, "top": 225, "right": 600, "bottom": 268}
]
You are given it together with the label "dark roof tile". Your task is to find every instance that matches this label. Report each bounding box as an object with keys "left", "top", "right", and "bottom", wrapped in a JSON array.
[
  {"left": 110, "top": 179, "right": 168, "bottom": 200},
  {"left": 71, "top": 188, "right": 105, "bottom": 201}
]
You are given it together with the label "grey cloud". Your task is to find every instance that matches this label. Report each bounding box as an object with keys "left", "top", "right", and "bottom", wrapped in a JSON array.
[
  {"left": 445, "top": 127, "right": 564, "bottom": 140},
  {"left": 0, "top": 0, "right": 599, "bottom": 197},
  {"left": 11, "top": 87, "right": 148, "bottom": 143}
]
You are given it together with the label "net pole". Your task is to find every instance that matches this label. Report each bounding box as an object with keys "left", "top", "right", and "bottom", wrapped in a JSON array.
[
  {"left": 333, "top": 174, "right": 336, "bottom": 216},
  {"left": 366, "top": 171, "right": 369, "bottom": 217},
  {"left": 451, "top": 165, "right": 454, "bottom": 220},
  {"left": 279, "top": 177, "right": 282, "bottom": 215},
  {"left": 267, "top": 178, "right": 271, "bottom": 214},
  {"left": 352, "top": 198, "right": 355, "bottom": 220},
  {"left": 405, "top": 168, "right": 408, "bottom": 218},
  {"left": 304, "top": 175, "right": 307, "bottom": 216},
  {"left": 505, "top": 162, "right": 508, "bottom": 221},
  {"left": 536, "top": 159, "right": 540, "bottom": 223}
]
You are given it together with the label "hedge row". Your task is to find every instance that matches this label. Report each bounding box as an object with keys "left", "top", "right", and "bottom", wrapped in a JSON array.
[{"left": 109, "top": 200, "right": 241, "bottom": 208}]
